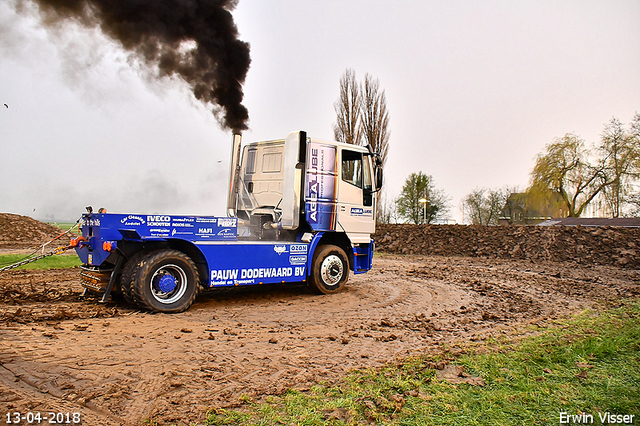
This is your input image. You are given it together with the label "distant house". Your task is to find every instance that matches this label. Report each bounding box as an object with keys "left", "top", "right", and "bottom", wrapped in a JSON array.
[{"left": 499, "top": 192, "right": 566, "bottom": 225}]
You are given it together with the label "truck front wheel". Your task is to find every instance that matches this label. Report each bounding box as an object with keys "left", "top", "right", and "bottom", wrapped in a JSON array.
[
  {"left": 131, "top": 249, "right": 199, "bottom": 313},
  {"left": 310, "top": 245, "right": 349, "bottom": 294}
]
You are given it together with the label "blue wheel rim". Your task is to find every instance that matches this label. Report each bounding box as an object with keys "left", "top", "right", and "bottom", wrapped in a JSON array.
[{"left": 150, "top": 264, "right": 188, "bottom": 304}]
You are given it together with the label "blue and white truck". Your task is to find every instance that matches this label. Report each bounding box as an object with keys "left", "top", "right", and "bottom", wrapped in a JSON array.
[{"left": 73, "top": 131, "right": 383, "bottom": 312}]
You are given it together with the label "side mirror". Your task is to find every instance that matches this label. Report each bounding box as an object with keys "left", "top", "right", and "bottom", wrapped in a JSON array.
[{"left": 375, "top": 166, "right": 383, "bottom": 190}]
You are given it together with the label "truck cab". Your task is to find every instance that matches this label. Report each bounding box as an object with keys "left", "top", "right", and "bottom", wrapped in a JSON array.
[{"left": 233, "top": 132, "right": 379, "bottom": 244}]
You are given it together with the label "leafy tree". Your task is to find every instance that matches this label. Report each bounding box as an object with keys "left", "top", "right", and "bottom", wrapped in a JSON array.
[
  {"left": 462, "top": 187, "right": 508, "bottom": 225},
  {"left": 530, "top": 133, "right": 607, "bottom": 217},
  {"left": 530, "top": 115, "right": 640, "bottom": 218},
  {"left": 396, "top": 172, "right": 449, "bottom": 224}
]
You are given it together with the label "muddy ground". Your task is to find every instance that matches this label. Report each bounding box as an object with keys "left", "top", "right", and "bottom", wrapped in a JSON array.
[{"left": 1, "top": 253, "right": 638, "bottom": 425}]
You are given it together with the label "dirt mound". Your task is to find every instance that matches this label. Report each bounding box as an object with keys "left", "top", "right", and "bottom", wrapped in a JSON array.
[
  {"left": 374, "top": 224, "right": 640, "bottom": 268},
  {"left": 0, "top": 213, "right": 71, "bottom": 249}
]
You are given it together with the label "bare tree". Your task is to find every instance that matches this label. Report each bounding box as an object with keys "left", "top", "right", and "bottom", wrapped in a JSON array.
[
  {"left": 631, "top": 112, "right": 640, "bottom": 170},
  {"left": 334, "top": 70, "right": 390, "bottom": 163},
  {"left": 360, "top": 74, "right": 391, "bottom": 222},
  {"left": 360, "top": 73, "right": 390, "bottom": 167},
  {"left": 496, "top": 185, "right": 521, "bottom": 222},
  {"left": 598, "top": 117, "right": 640, "bottom": 217},
  {"left": 461, "top": 187, "right": 507, "bottom": 225},
  {"left": 333, "top": 69, "right": 362, "bottom": 146},
  {"left": 334, "top": 70, "right": 391, "bottom": 223},
  {"left": 629, "top": 113, "right": 640, "bottom": 217},
  {"left": 377, "top": 188, "right": 398, "bottom": 224},
  {"left": 628, "top": 192, "right": 640, "bottom": 217}
]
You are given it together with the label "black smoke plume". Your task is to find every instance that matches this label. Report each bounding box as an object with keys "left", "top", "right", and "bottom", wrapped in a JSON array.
[{"left": 20, "top": 0, "right": 250, "bottom": 132}]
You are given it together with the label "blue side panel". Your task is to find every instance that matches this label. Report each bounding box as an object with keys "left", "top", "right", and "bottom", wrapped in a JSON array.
[
  {"left": 76, "top": 213, "right": 238, "bottom": 266},
  {"left": 197, "top": 242, "right": 310, "bottom": 287},
  {"left": 304, "top": 232, "right": 324, "bottom": 274},
  {"left": 305, "top": 201, "right": 337, "bottom": 231},
  {"left": 353, "top": 241, "right": 374, "bottom": 274},
  {"left": 305, "top": 141, "right": 338, "bottom": 232},
  {"left": 86, "top": 213, "right": 237, "bottom": 242}
]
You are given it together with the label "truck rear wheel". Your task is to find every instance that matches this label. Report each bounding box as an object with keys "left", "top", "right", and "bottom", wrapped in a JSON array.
[
  {"left": 119, "top": 250, "right": 149, "bottom": 305},
  {"left": 131, "top": 249, "right": 199, "bottom": 313},
  {"left": 310, "top": 245, "right": 349, "bottom": 294}
]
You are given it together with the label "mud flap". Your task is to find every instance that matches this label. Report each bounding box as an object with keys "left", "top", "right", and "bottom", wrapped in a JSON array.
[{"left": 101, "top": 253, "right": 125, "bottom": 303}]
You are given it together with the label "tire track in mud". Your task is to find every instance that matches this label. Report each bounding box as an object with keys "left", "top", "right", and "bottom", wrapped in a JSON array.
[
  {"left": 0, "top": 345, "right": 125, "bottom": 425},
  {"left": 1, "top": 255, "right": 638, "bottom": 425},
  {"left": 0, "top": 269, "right": 125, "bottom": 323}
]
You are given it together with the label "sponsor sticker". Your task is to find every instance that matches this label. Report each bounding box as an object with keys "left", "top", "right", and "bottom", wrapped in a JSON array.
[
  {"left": 289, "top": 255, "right": 307, "bottom": 265},
  {"left": 217, "top": 228, "right": 235, "bottom": 237},
  {"left": 83, "top": 218, "right": 101, "bottom": 227},
  {"left": 171, "top": 222, "right": 194, "bottom": 227},
  {"left": 172, "top": 217, "right": 195, "bottom": 223},
  {"left": 120, "top": 215, "right": 145, "bottom": 226},
  {"left": 350, "top": 207, "right": 373, "bottom": 216},
  {"left": 218, "top": 218, "right": 237, "bottom": 227},
  {"left": 149, "top": 229, "right": 170, "bottom": 237},
  {"left": 209, "top": 266, "right": 306, "bottom": 286},
  {"left": 196, "top": 217, "right": 218, "bottom": 223},
  {"left": 290, "top": 244, "right": 307, "bottom": 254}
]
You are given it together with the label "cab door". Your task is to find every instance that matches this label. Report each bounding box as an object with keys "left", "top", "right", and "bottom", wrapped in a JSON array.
[{"left": 336, "top": 148, "right": 375, "bottom": 242}]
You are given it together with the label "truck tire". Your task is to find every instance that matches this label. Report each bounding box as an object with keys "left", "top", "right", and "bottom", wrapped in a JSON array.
[
  {"left": 310, "top": 245, "right": 349, "bottom": 294},
  {"left": 131, "top": 249, "right": 200, "bottom": 313},
  {"left": 119, "top": 250, "right": 149, "bottom": 305}
]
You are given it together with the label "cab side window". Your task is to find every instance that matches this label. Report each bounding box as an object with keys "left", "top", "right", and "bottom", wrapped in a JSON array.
[
  {"left": 342, "top": 150, "right": 363, "bottom": 188},
  {"left": 362, "top": 156, "right": 373, "bottom": 207}
]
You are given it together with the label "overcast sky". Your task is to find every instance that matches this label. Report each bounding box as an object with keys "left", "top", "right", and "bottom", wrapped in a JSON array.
[{"left": 1, "top": 0, "right": 639, "bottom": 223}]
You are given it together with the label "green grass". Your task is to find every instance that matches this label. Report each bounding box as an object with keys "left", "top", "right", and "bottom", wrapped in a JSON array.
[
  {"left": 206, "top": 302, "right": 640, "bottom": 426},
  {"left": 0, "top": 253, "right": 81, "bottom": 270},
  {"left": 47, "top": 222, "right": 79, "bottom": 232}
]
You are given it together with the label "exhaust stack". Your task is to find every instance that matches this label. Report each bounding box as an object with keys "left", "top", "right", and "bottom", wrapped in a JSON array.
[{"left": 227, "top": 133, "right": 242, "bottom": 217}]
